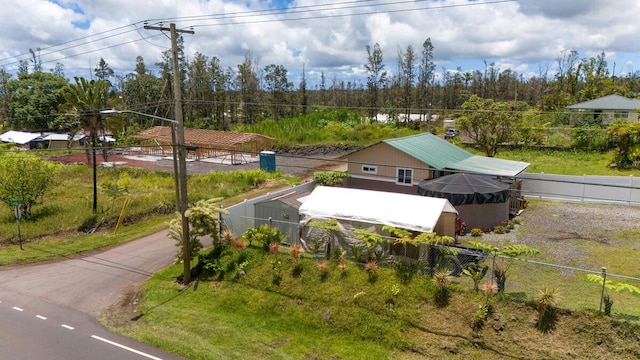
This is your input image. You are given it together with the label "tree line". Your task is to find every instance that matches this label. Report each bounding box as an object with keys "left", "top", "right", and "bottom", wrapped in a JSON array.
[{"left": 1, "top": 39, "right": 640, "bottom": 133}]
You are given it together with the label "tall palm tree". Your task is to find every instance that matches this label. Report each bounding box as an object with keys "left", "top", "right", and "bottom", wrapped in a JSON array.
[{"left": 60, "top": 77, "right": 122, "bottom": 213}]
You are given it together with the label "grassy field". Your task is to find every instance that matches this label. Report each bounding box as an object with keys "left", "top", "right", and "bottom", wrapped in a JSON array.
[
  {"left": 0, "top": 161, "right": 299, "bottom": 266},
  {"left": 496, "top": 148, "right": 639, "bottom": 176}
]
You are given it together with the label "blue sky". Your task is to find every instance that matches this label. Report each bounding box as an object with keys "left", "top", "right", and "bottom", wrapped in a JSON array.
[{"left": 1, "top": 0, "right": 640, "bottom": 89}]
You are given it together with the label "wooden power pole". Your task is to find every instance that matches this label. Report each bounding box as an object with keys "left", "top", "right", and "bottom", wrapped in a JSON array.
[{"left": 145, "top": 23, "right": 195, "bottom": 285}]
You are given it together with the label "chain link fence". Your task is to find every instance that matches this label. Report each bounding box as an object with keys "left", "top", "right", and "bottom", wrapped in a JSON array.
[{"left": 450, "top": 254, "right": 640, "bottom": 322}]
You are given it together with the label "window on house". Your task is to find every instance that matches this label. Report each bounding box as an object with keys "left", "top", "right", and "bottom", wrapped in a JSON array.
[
  {"left": 397, "top": 168, "right": 413, "bottom": 185},
  {"left": 362, "top": 165, "right": 377, "bottom": 174},
  {"left": 614, "top": 111, "right": 629, "bottom": 120}
]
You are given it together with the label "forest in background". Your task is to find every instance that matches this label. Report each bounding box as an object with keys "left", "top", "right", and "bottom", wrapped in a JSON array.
[{"left": 1, "top": 37, "right": 639, "bottom": 131}]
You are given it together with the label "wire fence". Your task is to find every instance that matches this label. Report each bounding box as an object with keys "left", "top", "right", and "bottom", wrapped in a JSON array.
[{"left": 451, "top": 254, "right": 640, "bottom": 323}]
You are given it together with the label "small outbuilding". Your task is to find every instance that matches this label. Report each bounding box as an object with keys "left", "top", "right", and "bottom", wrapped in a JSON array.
[
  {"left": 418, "top": 173, "right": 512, "bottom": 231},
  {"left": 254, "top": 189, "right": 312, "bottom": 244}
]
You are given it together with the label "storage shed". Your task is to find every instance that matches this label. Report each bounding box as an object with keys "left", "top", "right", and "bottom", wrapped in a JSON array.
[
  {"left": 254, "top": 190, "right": 311, "bottom": 244},
  {"left": 418, "top": 173, "right": 511, "bottom": 231}
]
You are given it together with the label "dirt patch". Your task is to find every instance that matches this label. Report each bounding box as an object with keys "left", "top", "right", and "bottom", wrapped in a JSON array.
[{"left": 100, "top": 285, "right": 145, "bottom": 330}]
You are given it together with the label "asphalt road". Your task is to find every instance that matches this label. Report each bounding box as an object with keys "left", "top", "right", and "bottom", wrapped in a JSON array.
[{"left": 0, "top": 229, "right": 200, "bottom": 359}]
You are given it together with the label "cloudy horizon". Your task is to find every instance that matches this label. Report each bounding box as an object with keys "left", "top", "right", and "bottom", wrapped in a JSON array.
[{"left": 1, "top": 0, "right": 639, "bottom": 88}]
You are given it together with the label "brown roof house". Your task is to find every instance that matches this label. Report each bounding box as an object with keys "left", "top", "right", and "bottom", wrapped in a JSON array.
[{"left": 133, "top": 126, "right": 275, "bottom": 164}]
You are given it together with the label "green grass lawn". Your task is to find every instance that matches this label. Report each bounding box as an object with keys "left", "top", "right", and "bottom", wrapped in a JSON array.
[
  {"left": 101, "top": 245, "right": 640, "bottom": 360},
  {"left": 495, "top": 148, "right": 638, "bottom": 176}
]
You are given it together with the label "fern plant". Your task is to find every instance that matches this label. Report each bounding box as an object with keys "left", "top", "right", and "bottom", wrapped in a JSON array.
[{"left": 468, "top": 241, "right": 540, "bottom": 293}]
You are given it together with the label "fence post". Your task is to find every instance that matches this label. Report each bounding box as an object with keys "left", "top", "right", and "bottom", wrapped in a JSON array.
[{"left": 599, "top": 267, "right": 607, "bottom": 313}]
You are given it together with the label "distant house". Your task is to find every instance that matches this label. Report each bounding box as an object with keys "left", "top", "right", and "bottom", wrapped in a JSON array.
[
  {"left": 38, "top": 133, "right": 86, "bottom": 150},
  {"left": 566, "top": 94, "right": 640, "bottom": 124},
  {"left": 0, "top": 131, "right": 42, "bottom": 148},
  {"left": 342, "top": 132, "right": 529, "bottom": 195}
]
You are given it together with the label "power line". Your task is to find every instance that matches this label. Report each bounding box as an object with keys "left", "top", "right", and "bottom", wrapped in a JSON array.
[{"left": 0, "top": 0, "right": 517, "bottom": 71}]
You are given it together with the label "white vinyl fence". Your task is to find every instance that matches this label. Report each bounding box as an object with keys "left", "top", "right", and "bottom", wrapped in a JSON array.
[
  {"left": 519, "top": 173, "right": 640, "bottom": 205},
  {"left": 221, "top": 182, "right": 315, "bottom": 238}
]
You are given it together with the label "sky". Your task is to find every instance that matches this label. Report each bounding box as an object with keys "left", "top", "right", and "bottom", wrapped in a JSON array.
[{"left": 1, "top": 0, "right": 640, "bottom": 89}]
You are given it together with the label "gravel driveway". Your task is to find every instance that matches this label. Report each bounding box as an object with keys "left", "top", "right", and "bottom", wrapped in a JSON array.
[{"left": 462, "top": 200, "right": 640, "bottom": 272}]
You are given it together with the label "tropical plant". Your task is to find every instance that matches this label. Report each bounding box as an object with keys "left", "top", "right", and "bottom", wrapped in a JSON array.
[
  {"left": 468, "top": 241, "right": 540, "bottom": 293},
  {"left": 432, "top": 270, "right": 452, "bottom": 307},
  {"left": 471, "top": 304, "right": 489, "bottom": 332},
  {"left": 536, "top": 288, "right": 559, "bottom": 333},
  {"left": 312, "top": 171, "right": 350, "bottom": 186},
  {"left": 586, "top": 274, "right": 640, "bottom": 316},
  {"left": 364, "top": 260, "right": 379, "bottom": 282},
  {"left": 59, "top": 76, "right": 123, "bottom": 213},
  {"left": 169, "top": 198, "right": 229, "bottom": 264},
  {"left": 242, "top": 224, "right": 286, "bottom": 252},
  {"left": 289, "top": 244, "right": 303, "bottom": 259},
  {"left": 463, "top": 263, "right": 489, "bottom": 293},
  {"left": 317, "top": 260, "right": 329, "bottom": 281}
]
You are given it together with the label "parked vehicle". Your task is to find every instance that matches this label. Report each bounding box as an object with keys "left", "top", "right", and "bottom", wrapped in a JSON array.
[{"left": 444, "top": 129, "right": 460, "bottom": 139}]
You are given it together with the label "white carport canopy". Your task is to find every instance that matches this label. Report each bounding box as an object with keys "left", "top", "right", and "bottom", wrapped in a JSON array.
[{"left": 299, "top": 186, "right": 457, "bottom": 233}]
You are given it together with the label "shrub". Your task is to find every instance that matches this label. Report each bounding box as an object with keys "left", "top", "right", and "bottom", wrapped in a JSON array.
[
  {"left": 394, "top": 259, "right": 419, "bottom": 284},
  {"left": 317, "top": 260, "right": 329, "bottom": 281},
  {"left": 493, "top": 225, "right": 506, "bottom": 234},
  {"left": 536, "top": 288, "right": 559, "bottom": 333},
  {"left": 470, "top": 228, "right": 483, "bottom": 237},
  {"left": 289, "top": 244, "right": 303, "bottom": 259},
  {"left": 271, "top": 260, "right": 282, "bottom": 286},
  {"left": 471, "top": 304, "right": 489, "bottom": 332},
  {"left": 338, "top": 260, "right": 347, "bottom": 276},
  {"left": 269, "top": 242, "right": 280, "bottom": 254},
  {"left": 433, "top": 270, "right": 452, "bottom": 307},
  {"left": 234, "top": 239, "right": 247, "bottom": 250},
  {"left": 364, "top": 261, "right": 379, "bottom": 282}
]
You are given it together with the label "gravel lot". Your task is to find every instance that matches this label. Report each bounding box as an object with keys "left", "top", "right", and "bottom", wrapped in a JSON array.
[
  {"left": 463, "top": 200, "right": 640, "bottom": 272},
  {"left": 48, "top": 147, "right": 348, "bottom": 177}
]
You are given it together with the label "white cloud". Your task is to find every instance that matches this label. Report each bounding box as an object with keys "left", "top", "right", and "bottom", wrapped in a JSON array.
[{"left": 0, "top": 0, "right": 639, "bottom": 86}]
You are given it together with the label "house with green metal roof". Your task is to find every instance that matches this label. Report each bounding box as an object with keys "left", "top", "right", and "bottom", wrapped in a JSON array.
[
  {"left": 566, "top": 94, "right": 640, "bottom": 124},
  {"left": 343, "top": 132, "right": 529, "bottom": 195}
]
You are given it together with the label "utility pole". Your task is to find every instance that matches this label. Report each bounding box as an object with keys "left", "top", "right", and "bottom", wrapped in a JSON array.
[{"left": 145, "top": 23, "right": 195, "bottom": 285}]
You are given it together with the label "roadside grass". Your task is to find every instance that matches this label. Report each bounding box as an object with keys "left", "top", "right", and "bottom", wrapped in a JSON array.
[
  {"left": 102, "top": 245, "right": 640, "bottom": 360},
  {"left": 0, "top": 163, "right": 298, "bottom": 265},
  {"left": 0, "top": 214, "right": 171, "bottom": 266}
]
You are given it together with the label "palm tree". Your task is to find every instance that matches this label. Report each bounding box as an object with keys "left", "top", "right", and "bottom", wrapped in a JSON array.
[{"left": 59, "top": 77, "right": 122, "bottom": 213}]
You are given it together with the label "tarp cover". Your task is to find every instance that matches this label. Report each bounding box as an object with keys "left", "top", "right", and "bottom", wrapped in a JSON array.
[
  {"left": 417, "top": 173, "right": 510, "bottom": 206},
  {"left": 299, "top": 186, "right": 457, "bottom": 233}
]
